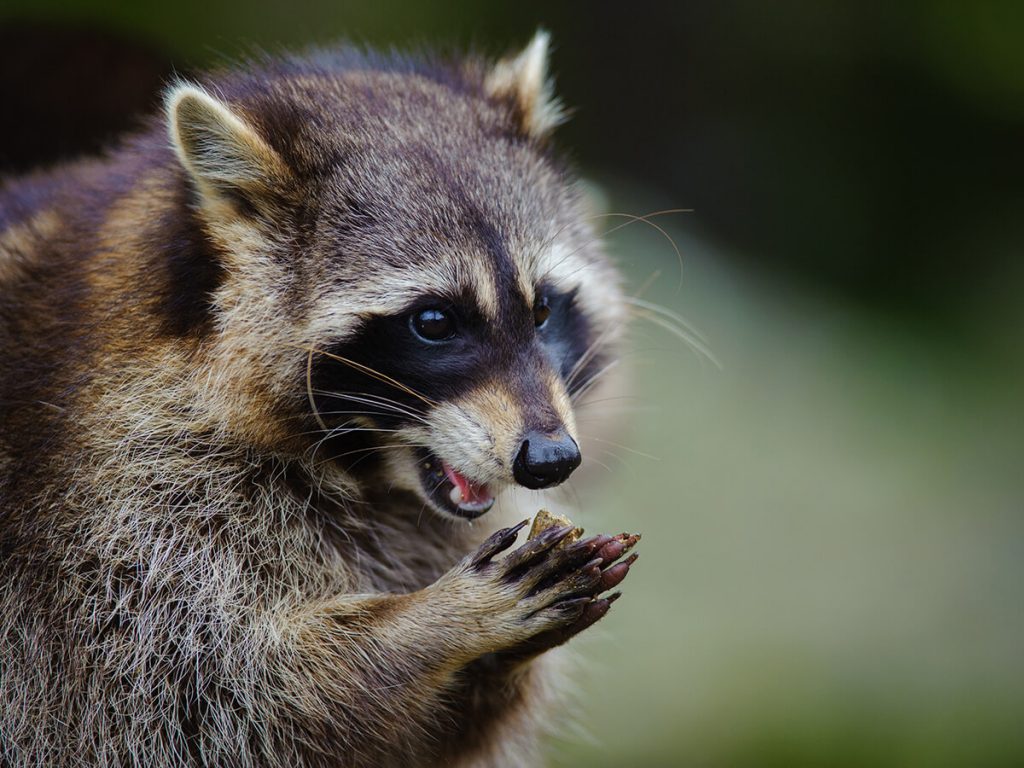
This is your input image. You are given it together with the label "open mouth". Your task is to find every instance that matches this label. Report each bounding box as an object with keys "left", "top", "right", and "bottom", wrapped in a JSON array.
[{"left": 417, "top": 450, "right": 495, "bottom": 519}]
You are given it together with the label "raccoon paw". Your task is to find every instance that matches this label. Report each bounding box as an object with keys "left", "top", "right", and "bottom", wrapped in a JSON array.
[
  {"left": 506, "top": 530, "right": 639, "bottom": 657},
  {"left": 461, "top": 521, "right": 640, "bottom": 656}
]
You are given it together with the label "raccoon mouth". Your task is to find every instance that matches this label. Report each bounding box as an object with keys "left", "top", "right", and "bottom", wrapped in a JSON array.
[{"left": 418, "top": 451, "right": 495, "bottom": 519}]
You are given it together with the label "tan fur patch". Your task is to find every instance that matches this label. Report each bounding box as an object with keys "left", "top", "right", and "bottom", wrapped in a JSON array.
[
  {"left": 544, "top": 367, "right": 577, "bottom": 437},
  {"left": 0, "top": 209, "right": 59, "bottom": 286},
  {"left": 463, "top": 250, "right": 502, "bottom": 322},
  {"left": 402, "top": 382, "right": 523, "bottom": 489}
]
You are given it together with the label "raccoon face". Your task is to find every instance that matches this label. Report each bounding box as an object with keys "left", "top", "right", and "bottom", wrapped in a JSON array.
[
  {"left": 167, "top": 33, "right": 625, "bottom": 520},
  {"left": 308, "top": 244, "right": 615, "bottom": 519}
]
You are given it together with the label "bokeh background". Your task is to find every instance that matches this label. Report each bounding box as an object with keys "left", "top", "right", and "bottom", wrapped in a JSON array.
[{"left": 2, "top": 2, "right": 1022, "bottom": 765}]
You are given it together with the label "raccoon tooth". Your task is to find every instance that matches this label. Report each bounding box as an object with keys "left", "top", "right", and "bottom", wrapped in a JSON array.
[{"left": 449, "top": 485, "right": 464, "bottom": 506}]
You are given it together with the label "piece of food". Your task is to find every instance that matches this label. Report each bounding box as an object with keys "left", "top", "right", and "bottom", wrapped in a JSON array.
[{"left": 528, "top": 509, "right": 583, "bottom": 547}]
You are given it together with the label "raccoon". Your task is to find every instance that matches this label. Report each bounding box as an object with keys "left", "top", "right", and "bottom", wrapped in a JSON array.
[{"left": 0, "top": 31, "right": 637, "bottom": 767}]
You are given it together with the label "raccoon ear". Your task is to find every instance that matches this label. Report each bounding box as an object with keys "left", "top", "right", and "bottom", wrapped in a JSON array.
[
  {"left": 165, "top": 83, "right": 291, "bottom": 215},
  {"left": 485, "top": 29, "right": 566, "bottom": 139}
]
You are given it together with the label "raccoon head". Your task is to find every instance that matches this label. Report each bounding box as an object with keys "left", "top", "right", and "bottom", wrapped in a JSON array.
[{"left": 165, "top": 32, "right": 625, "bottom": 520}]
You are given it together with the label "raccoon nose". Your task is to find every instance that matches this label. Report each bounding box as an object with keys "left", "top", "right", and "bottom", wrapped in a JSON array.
[{"left": 513, "top": 430, "right": 582, "bottom": 490}]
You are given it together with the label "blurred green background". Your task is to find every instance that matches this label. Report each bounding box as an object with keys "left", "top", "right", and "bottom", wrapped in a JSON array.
[{"left": 2, "top": 1, "right": 1022, "bottom": 765}]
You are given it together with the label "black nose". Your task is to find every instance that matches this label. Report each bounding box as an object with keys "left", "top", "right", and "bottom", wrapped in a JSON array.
[{"left": 513, "top": 429, "right": 582, "bottom": 490}]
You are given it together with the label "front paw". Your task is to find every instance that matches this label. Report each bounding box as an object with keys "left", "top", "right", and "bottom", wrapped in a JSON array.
[{"left": 446, "top": 518, "right": 640, "bottom": 657}]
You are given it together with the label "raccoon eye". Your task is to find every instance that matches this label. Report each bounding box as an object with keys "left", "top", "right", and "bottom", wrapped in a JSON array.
[
  {"left": 533, "top": 296, "right": 551, "bottom": 328},
  {"left": 410, "top": 308, "right": 455, "bottom": 342}
]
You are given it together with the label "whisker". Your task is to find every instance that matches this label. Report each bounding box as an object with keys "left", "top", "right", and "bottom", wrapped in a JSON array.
[
  {"left": 570, "top": 359, "right": 621, "bottom": 402},
  {"left": 309, "top": 389, "right": 426, "bottom": 413},
  {"left": 581, "top": 435, "right": 661, "bottom": 461},
  {"left": 294, "top": 425, "right": 408, "bottom": 441},
  {"left": 305, "top": 409, "right": 414, "bottom": 420},
  {"left": 315, "top": 389, "right": 428, "bottom": 416},
  {"left": 303, "top": 415, "right": 410, "bottom": 460},
  {"left": 538, "top": 208, "right": 692, "bottom": 290},
  {"left": 589, "top": 446, "right": 638, "bottom": 478},
  {"left": 564, "top": 325, "right": 618, "bottom": 391},
  {"left": 623, "top": 296, "right": 710, "bottom": 345},
  {"left": 631, "top": 269, "right": 662, "bottom": 300},
  {"left": 318, "top": 442, "right": 432, "bottom": 466},
  {"left": 560, "top": 478, "right": 583, "bottom": 512},
  {"left": 328, "top": 425, "right": 405, "bottom": 434},
  {"left": 590, "top": 207, "right": 693, "bottom": 230},
  {"left": 580, "top": 454, "right": 614, "bottom": 476},
  {"left": 309, "top": 391, "right": 430, "bottom": 425},
  {"left": 296, "top": 417, "right": 420, "bottom": 442},
  {"left": 574, "top": 393, "right": 643, "bottom": 406},
  {"left": 595, "top": 210, "right": 689, "bottom": 292},
  {"left": 320, "top": 351, "right": 436, "bottom": 407},
  {"left": 573, "top": 396, "right": 653, "bottom": 415},
  {"left": 307, "top": 348, "right": 329, "bottom": 433},
  {"left": 290, "top": 343, "right": 437, "bottom": 408},
  {"left": 629, "top": 309, "right": 721, "bottom": 369}
]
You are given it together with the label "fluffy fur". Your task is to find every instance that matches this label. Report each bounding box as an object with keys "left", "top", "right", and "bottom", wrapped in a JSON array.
[{"left": 0, "top": 33, "right": 628, "bottom": 767}]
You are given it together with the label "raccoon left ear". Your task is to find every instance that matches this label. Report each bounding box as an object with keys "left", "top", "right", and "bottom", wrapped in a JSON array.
[
  {"left": 166, "top": 83, "right": 292, "bottom": 216},
  {"left": 485, "top": 29, "right": 566, "bottom": 139}
]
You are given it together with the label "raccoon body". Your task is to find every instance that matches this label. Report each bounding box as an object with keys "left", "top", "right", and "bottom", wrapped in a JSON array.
[{"left": 0, "top": 33, "right": 631, "bottom": 767}]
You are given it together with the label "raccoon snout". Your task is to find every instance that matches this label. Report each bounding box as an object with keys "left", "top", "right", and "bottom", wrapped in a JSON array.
[{"left": 512, "top": 429, "right": 582, "bottom": 490}]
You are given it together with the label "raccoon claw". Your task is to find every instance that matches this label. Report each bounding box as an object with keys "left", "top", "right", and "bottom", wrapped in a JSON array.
[
  {"left": 531, "top": 532, "right": 638, "bottom": 593},
  {"left": 550, "top": 596, "right": 591, "bottom": 619},
  {"left": 560, "top": 591, "right": 619, "bottom": 641},
  {"left": 600, "top": 552, "right": 637, "bottom": 591},
  {"left": 573, "top": 594, "right": 613, "bottom": 632},
  {"left": 499, "top": 525, "right": 576, "bottom": 576},
  {"left": 470, "top": 520, "right": 529, "bottom": 569},
  {"left": 507, "top": 592, "right": 620, "bottom": 659},
  {"left": 595, "top": 533, "right": 641, "bottom": 565}
]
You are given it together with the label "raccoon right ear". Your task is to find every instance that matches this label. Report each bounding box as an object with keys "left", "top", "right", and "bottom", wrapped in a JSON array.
[
  {"left": 485, "top": 30, "right": 566, "bottom": 140},
  {"left": 166, "top": 83, "right": 291, "bottom": 215}
]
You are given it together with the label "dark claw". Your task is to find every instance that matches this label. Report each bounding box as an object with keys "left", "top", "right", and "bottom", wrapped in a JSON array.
[
  {"left": 551, "top": 596, "right": 590, "bottom": 619},
  {"left": 530, "top": 536, "right": 607, "bottom": 579},
  {"left": 471, "top": 519, "right": 529, "bottom": 568},
  {"left": 526, "top": 547, "right": 603, "bottom": 596},
  {"left": 534, "top": 524, "right": 577, "bottom": 548},
  {"left": 540, "top": 596, "right": 613, "bottom": 647},
  {"left": 578, "top": 533, "right": 614, "bottom": 553},
  {"left": 596, "top": 533, "right": 641, "bottom": 564},
  {"left": 575, "top": 596, "right": 611, "bottom": 631},
  {"left": 500, "top": 525, "right": 576, "bottom": 575},
  {"left": 561, "top": 564, "right": 604, "bottom": 599},
  {"left": 599, "top": 553, "right": 637, "bottom": 591},
  {"left": 504, "top": 592, "right": 622, "bottom": 661},
  {"left": 530, "top": 563, "right": 601, "bottom": 604},
  {"left": 595, "top": 540, "right": 623, "bottom": 563},
  {"left": 549, "top": 533, "right": 614, "bottom": 567}
]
